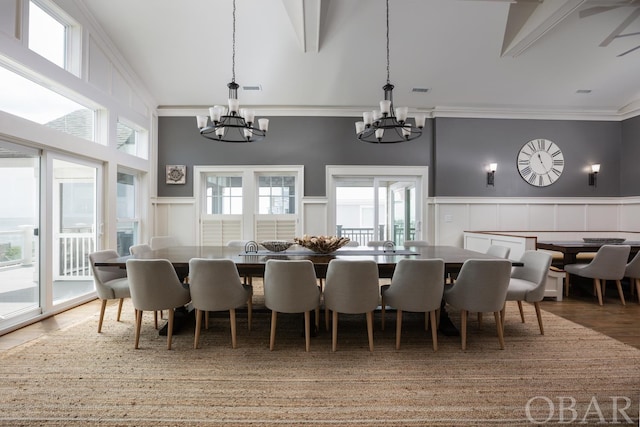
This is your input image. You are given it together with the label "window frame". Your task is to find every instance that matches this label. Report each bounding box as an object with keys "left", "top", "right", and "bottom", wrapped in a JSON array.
[
  {"left": 194, "top": 165, "right": 303, "bottom": 244},
  {"left": 28, "top": 0, "right": 82, "bottom": 76}
]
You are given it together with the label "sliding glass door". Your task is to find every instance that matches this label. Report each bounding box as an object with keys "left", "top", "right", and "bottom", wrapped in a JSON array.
[
  {"left": 0, "top": 141, "right": 41, "bottom": 327},
  {"left": 328, "top": 166, "right": 428, "bottom": 247},
  {"left": 51, "top": 158, "right": 99, "bottom": 305}
]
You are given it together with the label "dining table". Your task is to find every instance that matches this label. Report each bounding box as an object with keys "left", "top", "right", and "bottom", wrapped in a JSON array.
[
  {"left": 95, "top": 245, "right": 520, "bottom": 336},
  {"left": 536, "top": 240, "right": 640, "bottom": 266},
  {"left": 95, "top": 244, "right": 519, "bottom": 279}
]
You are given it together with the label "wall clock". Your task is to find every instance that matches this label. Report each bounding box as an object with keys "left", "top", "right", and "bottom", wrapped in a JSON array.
[{"left": 517, "top": 138, "right": 564, "bottom": 187}]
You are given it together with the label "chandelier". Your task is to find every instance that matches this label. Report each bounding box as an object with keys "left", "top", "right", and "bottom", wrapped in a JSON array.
[
  {"left": 196, "top": 0, "right": 269, "bottom": 143},
  {"left": 355, "top": 0, "right": 426, "bottom": 143}
]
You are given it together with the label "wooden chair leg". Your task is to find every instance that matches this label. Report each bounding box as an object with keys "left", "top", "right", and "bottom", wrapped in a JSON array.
[
  {"left": 230, "top": 308, "right": 237, "bottom": 349},
  {"left": 565, "top": 273, "right": 570, "bottom": 297},
  {"left": 269, "top": 311, "right": 277, "bottom": 351},
  {"left": 429, "top": 311, "right": 438, "bottom": 352},
  {"left": 494, "top": 311, "right": 505, "bottom": 350},
  {"left": 194, "top": 309, "right": 202, "bottom": 349},
  {"left": 461, "top": 309, "right": 468, "bottom": 350},
  {"left": 615, "top": 280, "right": 626, "bottom": 306},
  {"left": 366, "top": 311, "right": 374, "bottom": 352},
  {"left": 395, "top": 309, "right": 402, "bottom": 350},
  {"left": 134, "top": 309, "right": 142, "bottom": 349},
  {"left": 331, "top": 311, "right": 338, "bottom": 352},
  {"left": 154, "top": 310, "right": 158, "bottom": 329},
  {"left": 205, "top": 311, "right": 209, "bottom": 330},
  {"left": 380, "top": 296, "right": 386, "bottom": 331},
  {"left": 594, "top": 278, "right": 604, "bottom": 306},
  {"left": 517, "top": 301, "right": 525, "bottom": 323},
  {"left": 477, "top": 312, "right": 483, "bottom": 328},
  {"left": 116, "top": 298, "right": 124, "bottom": 322},
  {"left": 636, "top": 278, "right": 640, "bottom": 304},
  {"left": 167, "top": 308, "right": 175, "bottom": 350},
  {"left": 534, "top": 302, "right": 544, "bottom": 335},
  {"left": 304, "top": 311, "right": 311, "bottom": 352},
  {"left": 98, "top": 299, "right": 107, "bottom": 333},
  {"left": 500, "top": 304, "right": 506, "bottom": 333}
]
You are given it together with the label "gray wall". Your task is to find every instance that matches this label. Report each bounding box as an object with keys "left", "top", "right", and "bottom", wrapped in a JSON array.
[
  {"left": 158, "top": 116, "right": 433, "bottom": 197},
  {"left": 158, "top": 115, "right": 639, "bottom": 198},
  {"left": 621, "top": 115, "right": 640, "bottom": 197},
  {"left": 434, "top": 118, "right": 622, "bottom": 197}
]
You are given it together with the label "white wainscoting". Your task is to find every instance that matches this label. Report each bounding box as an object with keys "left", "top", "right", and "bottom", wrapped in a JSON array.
[
  {"left": 150, "top": 196, "right": 640, "bottom": 247},
  {"left": 433, "top": 197, "right": 640, "bottom": 247}
]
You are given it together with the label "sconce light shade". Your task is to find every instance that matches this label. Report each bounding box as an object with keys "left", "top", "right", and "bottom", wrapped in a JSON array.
[
  {"left": 589, "top": 164, "right": 600, "bottom": 187},
  {"left": 487, "top": 163, "right": 497, "bottom": 186}
]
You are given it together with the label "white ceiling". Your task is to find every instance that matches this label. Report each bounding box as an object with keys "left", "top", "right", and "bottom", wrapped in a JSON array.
[{"left": 80, "top": 0, "right": 640, "bottom": 119}]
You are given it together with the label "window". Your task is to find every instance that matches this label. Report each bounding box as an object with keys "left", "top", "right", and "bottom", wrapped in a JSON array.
[
  {"left": 116, "top": 172, "right": 139, "bottom": 256},
  {"left": 116, "top": 120, "right": 148, "bottom": 158},
  {"left": 258, "top": 175, "right": 296, "bottom": 214},
  {"left": 195, "top": 166, "right": 303, "bottom": 244},
  {"left": 28, "top": 0, "right": 81, "bottom": 75},
  {"left": 0, "top": 65, "right": 96, "bottom": 142},
  {"left": 29, "top": 1, "right": 66, "bottom": 67},
  {"left": 205, "top": 176, "right": 243, "bottom": 215}
]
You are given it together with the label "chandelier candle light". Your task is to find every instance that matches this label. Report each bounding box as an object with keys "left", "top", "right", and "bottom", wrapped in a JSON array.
[
  {"left": 355, "top": 0, "right": 426, "bottom": 143},
  {"left": 196, "top": 0, "right": 269, "bottom": 143}
]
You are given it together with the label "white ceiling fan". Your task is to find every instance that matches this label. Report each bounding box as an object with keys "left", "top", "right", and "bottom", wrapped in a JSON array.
[{"left": 579, "top": 0, "right": 640, "bottom": 56}]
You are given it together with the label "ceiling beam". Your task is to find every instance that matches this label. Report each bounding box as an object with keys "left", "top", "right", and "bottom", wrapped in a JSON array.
[
  {"left": 281, "top": 0, "right": 329, "bottom": 53},
  {"left": 501, "top": 0, "right": 587, "bottom": 57}
]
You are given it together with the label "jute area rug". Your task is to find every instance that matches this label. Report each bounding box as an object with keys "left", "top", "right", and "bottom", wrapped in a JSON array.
[{"left": 0, "top": 297, "right": 638, "bottom": 426}]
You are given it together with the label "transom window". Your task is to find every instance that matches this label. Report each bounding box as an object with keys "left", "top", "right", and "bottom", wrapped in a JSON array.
[{"left": 29, "top": 1, "right": 66, "bottom": 68}]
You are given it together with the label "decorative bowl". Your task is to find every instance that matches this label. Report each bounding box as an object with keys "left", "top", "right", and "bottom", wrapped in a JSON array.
[
  {"left": 294, "top": 235, "right": 351, "bottom": 254},
  {"left": 260, "top": 240, "right": 294, "bottom": 252},
  {"left": 582, "top": 238, "right": 626, "bottom": 244}
]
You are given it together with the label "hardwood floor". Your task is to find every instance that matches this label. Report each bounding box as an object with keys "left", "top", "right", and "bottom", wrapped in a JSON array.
[
  {"left": 540, "top": 280, "right": 640, "bottom": 350},
  {"left": 1, "top": 281, "right": 639, "bottom": 352}
]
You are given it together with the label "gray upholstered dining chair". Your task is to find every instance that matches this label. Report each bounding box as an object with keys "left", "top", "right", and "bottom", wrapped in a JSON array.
[
  {"left": 380, "top": 258, "right": 444, "bottom": 351},
  {"left": 324, "top": 259, "right": 380, "bottom": 352},
  {"left": 486, "top": 245, "right": 511, "bottom": 259},
  {"left": 189, "top": 258, "right": 253, "bottom": 349},
  {"left": 126, "top": 259, "right": 191, "bottom": 350},
  {"left": 130, "top": 243, "right": 163, "bottom": 325},
  {"left": 564, "top": 244, "right": 631, "bottom": 306},
  {"left": 444, "top": 259, "right": 512, "bottom": 350},
  {"left": 624, "top": 251, "right": 640, "bottom": 304},
  {"left": 502, "top": 250, "right": 553, "bottom": 335},
  {"left": 129, "top": 243, "right": 152, "bottom": 255},
  {"left": 89, "top": 250, "right": 131, "bottom": 333},
  {"left": 263, "top": 259, "right": 321, "bottom": 351},
  {"left": 149, "top": 236, "right": 178, "bottom": 250}
]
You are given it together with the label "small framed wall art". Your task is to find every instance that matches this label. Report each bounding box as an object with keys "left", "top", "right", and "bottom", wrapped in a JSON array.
[{"left": 166, "top": 165, "right": 186, "bottom": 184}]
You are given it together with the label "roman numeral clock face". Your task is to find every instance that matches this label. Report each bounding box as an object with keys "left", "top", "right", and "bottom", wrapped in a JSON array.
[{"left": 517, "top": 139, "right": 564, "bottom": 187}]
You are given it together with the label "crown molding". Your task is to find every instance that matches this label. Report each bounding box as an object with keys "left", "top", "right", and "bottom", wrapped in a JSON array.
[{"left": 157, "top": 103, "right": 640, "bottom": 121}]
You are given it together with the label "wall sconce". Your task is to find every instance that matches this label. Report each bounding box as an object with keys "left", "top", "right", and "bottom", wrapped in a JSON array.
[
  {"left": 487, "top": 163, "right": 497, "bottom": 186},
  {"left": 589, "top": 164, "right": 600, "bottom": 187}
]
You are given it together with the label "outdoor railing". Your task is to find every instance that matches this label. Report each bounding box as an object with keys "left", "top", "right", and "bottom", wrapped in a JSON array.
[
  {"left": 336, "top": 225, "right": 385, "bottom": 246},
  {"left": 58, "top": 233, "right": 94, "bottom": 279}
]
